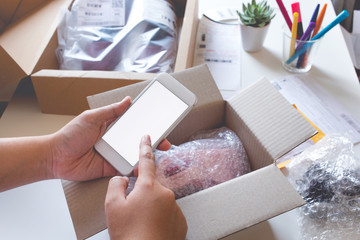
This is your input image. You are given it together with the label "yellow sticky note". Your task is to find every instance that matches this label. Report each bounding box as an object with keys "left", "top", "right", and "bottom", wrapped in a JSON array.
[{"left": 293, "top": 104, "right": 325, "bottom": 143}]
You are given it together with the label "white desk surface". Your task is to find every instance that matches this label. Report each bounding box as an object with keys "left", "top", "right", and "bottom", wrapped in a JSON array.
[{"left": 1, "top": 0, "right": 360, "bottom": 239}]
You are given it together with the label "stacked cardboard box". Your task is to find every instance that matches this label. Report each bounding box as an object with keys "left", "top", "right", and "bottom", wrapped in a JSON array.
[{"left": 0, "top": 0, "right": 198, "bottom": 115}]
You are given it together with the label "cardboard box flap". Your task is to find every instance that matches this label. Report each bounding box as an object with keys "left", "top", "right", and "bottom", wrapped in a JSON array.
[
  {"left": 227, "top": 77, "right": 317, "bottom": 162},
  {"left": 177, "top": 164, "right": 305, "bottom": 240},
  {"left": 0, "top": 0, "right": 71, "bottom": 74},
  {"left": 62, "top": 178, "right": 110, "bottom": 240},
  {"left": 32, "top": 70, "right": 154, "bottom": 115},
  {"left": 88, "top": 65, "right": 222, "bottom": 109},
  {"left": 0, "top": 46, "right": 27, "bottom": 101},
  {"left": 87, "top": 64, "right": 225, "bottom": 144}
]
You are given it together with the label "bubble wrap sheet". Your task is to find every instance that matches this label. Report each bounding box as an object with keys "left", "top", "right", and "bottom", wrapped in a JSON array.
[
  {"left": 126, "top": 127, "right": 250, "bottom": 199},
  {"left": 286, "top": 134, "right": 360, "bottom": 240}
]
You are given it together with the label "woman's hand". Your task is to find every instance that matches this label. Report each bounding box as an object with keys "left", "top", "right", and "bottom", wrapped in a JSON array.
[
  {"left": 49, "top": 97, "right": 132, "bottom": 181},
  {"left": 105, "top": 135, "right": 188, "bottom": 240},
  {"left": 49, "top": 97, "right": 171, "bottom": 181}
]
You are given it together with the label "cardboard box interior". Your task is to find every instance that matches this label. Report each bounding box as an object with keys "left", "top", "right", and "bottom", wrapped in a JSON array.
[
  {"left": 0, "top": 0, "right": 49, "bottom": 28},
  {"left": 61, "top": 65, "right": 316, "bottom": 240},
  {"left": 0, "top": 0, "right": 73, "bottom": 101},
  {"left": 30, "top": 0, "right": 198, "bottom": 115}
]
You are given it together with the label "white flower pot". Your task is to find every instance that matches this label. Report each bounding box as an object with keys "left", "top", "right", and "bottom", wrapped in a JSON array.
[{"left": 240, "top": 23, "right": 270, "bottom": 52}]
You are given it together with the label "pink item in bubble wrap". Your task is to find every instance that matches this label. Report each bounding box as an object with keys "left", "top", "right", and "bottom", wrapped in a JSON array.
[{"left": 154, "top": 127, "right": 250, "bottom": 199}]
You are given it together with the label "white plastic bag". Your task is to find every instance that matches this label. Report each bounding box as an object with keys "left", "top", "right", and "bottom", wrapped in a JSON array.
[{"left": 57, "top": 0, "right": 177, "bottom": 72}]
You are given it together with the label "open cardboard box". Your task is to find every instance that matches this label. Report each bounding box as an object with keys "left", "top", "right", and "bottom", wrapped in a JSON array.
[
  {"left": 29, "top": 0, "right": 198, "bottom": 115},
  {"left": 0, "top": 0, "right": 73, "bottom": 101},
  {"left": 61, "top": 64, "right": 317, "bottom": 239}
]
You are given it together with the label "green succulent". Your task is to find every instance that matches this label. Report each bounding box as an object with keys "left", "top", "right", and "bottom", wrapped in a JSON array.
[{"left": 237, "top": 0, "right": 276, "bottom": 27}]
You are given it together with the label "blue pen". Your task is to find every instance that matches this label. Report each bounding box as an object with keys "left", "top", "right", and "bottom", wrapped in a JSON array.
[
  {"left": 310, "top": 4, "right": 320, "bottom": 26},
  {"left": 286, "top": 10, "right": 349, "bottom": 64}
]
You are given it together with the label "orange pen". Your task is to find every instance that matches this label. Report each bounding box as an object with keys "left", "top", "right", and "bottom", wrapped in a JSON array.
[
  {"left": 303, "top": 4, "right": 327, "bottom": 67},
  {"left": 312, "top": 4, "right": 327, "bottom": 37}
]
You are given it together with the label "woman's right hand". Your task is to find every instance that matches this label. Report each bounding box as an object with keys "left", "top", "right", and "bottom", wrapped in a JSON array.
[{"left": 105, "top": 135, "right": 188, "bottom": 240}]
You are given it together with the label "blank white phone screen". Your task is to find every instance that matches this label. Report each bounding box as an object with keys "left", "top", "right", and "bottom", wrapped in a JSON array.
[{"left": 102, "top": 81, "right": 188, "bottom": 166}]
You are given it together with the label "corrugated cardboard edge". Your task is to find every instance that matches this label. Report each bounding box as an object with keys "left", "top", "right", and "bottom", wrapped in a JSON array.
[
  {"left": 226, "top": 77, "right": 317, "bottom": 170},
  {"left": 177, "top": 164, "right": 305, "bottom": 240},
  {"left": 174, "top": 0, "right": 198, "bottom": 71},
  {"left": 225, "top": 101, "right": 273, "bottom": 171}
]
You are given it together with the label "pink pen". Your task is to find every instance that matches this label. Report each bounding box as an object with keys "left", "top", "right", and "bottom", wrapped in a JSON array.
[
  {"left": 276, "top": 0, "right": 292, "bottom": 30},
  {"left": 292, "top": 2, "right": 304, "bottom": 39}
]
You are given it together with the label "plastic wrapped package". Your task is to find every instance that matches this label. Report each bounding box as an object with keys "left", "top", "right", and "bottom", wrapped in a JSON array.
[
  {"left": 56, "top": 0, "right": 177, "bottom": 72},
  {"left": 286, "top": 134, "right": 360, "bottom": 240},
  {"left": 126, "top": 127, "right": 251, "bottom": 199}
]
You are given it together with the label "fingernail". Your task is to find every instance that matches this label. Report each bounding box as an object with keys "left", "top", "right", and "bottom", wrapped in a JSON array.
[
  {"left": 142, "top": 135, "right": 151, "bottom": 144},
  {"left": 118, "top": 96, "right": 131, "bottom": 104},
  {"left": 110, "top": 176, "right": 129, "bottom": 182}
]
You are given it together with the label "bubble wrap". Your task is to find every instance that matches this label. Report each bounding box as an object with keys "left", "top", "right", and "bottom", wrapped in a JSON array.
[
  {"left": 126, "top": 127, "right": 250, "bottom": 199},
  {"left": 286, "top": 134, "right": 360, "bottom": 240},
  {"left": 154, "top": 127, "right": 250, "bottom": 199}
]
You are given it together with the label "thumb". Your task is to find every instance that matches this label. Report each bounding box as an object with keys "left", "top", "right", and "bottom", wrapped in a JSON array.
[
  {"left": 90, "top": 97, "right": 132, "bottom": 125},
  {"left": 106, "top": 176, "right": 129, "bottom": 204}
]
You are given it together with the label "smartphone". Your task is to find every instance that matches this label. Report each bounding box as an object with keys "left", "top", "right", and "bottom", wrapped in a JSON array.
[{"left": 95, "top": 73, "right": 197, "bottom": 176}]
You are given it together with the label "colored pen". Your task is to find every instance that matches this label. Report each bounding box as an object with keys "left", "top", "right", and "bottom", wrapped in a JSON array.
[
  {"left": 292, "top": 2, "right": 303, "bottom": 39},
  {"left": 298, "top": 5, "right": 319, "bottom": 68},
  {"left": 294, "top": 22, "right": 316, "bottom": 52},
  {"left": 312, "top": 3, "right": 327, "bottom": 37},
  {"left": 290, "top": 12, "right": 299, "bottom": 57},
  {"left": 310, "top": 4, "right": 320, "bottom": 26},
  {"left": 276, "top": 0, "right": 292, "bottom": 30},
  {"left": 286, "top": 10, "right": 349, "bottom": 64}
]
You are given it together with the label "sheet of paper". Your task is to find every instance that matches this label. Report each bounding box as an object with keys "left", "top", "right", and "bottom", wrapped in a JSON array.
[
  {"left": 272, "top": 75, "right": 360, "bottom": 163},
  {"left": 193, "top": 9, "right": 241, "bottom": 92}
]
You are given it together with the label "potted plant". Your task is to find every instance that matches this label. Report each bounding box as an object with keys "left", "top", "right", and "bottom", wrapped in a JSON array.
[{"left": 237, "top": 0, "right": 276, "bottom": 52}]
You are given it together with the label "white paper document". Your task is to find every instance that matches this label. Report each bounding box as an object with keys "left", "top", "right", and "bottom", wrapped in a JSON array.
[
  {"left": 193, "top": 9, "right": 241, "bottom": 92},
  {"left": 272, "top": 75, "right": 360, "bottom": 163},
  {"left": 272, "top": 75, "right": 360, "bottom": 144}
]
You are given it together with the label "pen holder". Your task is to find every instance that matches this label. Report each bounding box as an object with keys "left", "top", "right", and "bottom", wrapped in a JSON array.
[{"left": 282, "top": 26, "right": 322, "bottom": 73}]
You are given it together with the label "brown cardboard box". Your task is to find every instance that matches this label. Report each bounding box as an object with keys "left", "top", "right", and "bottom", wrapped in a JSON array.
[
  {"left": 61, "top": 64, "right": 317, "bottom": 239},
  {"left": 30, "top": 0, "right": 198, "bottom": 115},
  {"left": 0, "top": 0, "right": 72, "bottom": 101}
]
